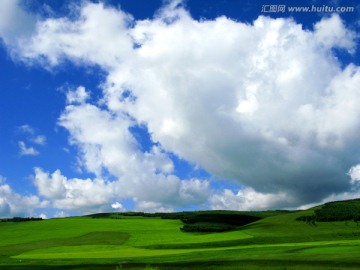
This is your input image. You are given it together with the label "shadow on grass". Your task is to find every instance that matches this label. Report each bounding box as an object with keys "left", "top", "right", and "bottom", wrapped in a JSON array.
[{"left": 0, "top": 232, "right": 130, "bottom": 257}]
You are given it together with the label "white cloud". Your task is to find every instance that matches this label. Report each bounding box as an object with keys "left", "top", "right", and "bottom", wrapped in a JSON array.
[
  {"left": 18, "top": 124, "right": 47, "bottom": 148},
  {"left": 66, "top": 86, "right": 90, "bottom": 104},
  {"left": 34, "top": 168, "right": 67, "bottom": 199},
  {"left": 58, "top": 101, "right": 138, "bottom": 177},
  {"left": 0, "top": 198, "right": 11, "bottom": 217},
  {"left": 210, "top": 188, "right": 291, "bottom": 211},
  {"left": 348, "top": 165, "right": 360, "bottom": 182},
  {"left": 135, "top": 201, "right": 173, "bottom": 213},
  {"left": 19, "top": 2, "right": 134, "bottom": 67},
  {"left": 116, "top": 12, "right": 358, "bottom": 207},
  {"left": 32, "top": 135, "right": 46, "bottom": 145},
  {"left": 314, "top": 14, "right": 356, "bottom": 53},
  {"left": 179, "top": 179, "right": 210, "bottom": 207},
  {"left": 18, "top": 141, "right": 39, "bottom": 156},
  {"left": 2, "top": 2, "right": 360, "bottom": 211},
  {"left": 0, "top": 181, "right": 46, "bottom": 218},
  {"left": 39, "top": 213, "right": 47, "bottom": 219},
  {"left": 33, "top": 165, "right": 209, "bottom": 213},
  {"left": 57, "top": 93, "right": 211, "bottom": 211},
  {"left": 18, "top": 124, "right": 35, "bottom": 134},
  {"left": 111, "top": 202, "right": 124, "bottom": 210},
  {"left": 54, "top": 211, "right": 69, "bottom": 218},
  {"left": 33, "top": 167, "right": 115, "bottom": 213}
]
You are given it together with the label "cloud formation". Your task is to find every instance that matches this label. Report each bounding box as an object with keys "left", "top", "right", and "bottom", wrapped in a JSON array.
[
  {"left": 18, "top": 141, "right": 39, "bottom": 156},
  {"left": 0, "top": 179, "right": 46, "bottom": 218},
  {"left": 210, "top": 188, "right": 291, "bottom": 211},
  {"left": 17, "top": 124, "right": 46, "bottom": 156},
  {"left": 1, "top": 1, "right": 360, "bottom": 212}
]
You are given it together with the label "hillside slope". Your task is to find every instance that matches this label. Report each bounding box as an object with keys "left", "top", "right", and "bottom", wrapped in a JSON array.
[{"left": 1, "top": 199, "right": 360, "bottom": 269}]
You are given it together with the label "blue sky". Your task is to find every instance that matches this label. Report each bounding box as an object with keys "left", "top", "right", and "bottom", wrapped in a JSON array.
[{"left": 0, "top": 0, "right": 359, "bottom": 218}]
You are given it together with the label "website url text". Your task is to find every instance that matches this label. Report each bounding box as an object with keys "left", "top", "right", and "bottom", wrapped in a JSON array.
[{"left": 261, "top": 5, "right": 355, "bottom": 13}]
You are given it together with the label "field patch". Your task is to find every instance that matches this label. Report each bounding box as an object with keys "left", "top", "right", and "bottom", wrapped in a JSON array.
[
  {"left": 12, "top": 245, "right": 195, "bottom": 259},
  {"left": 0, "top": 231, "right": 129, "bottom": 258},
  {"left": 3, "top": 205, "right": 360, "bottom": 269}
]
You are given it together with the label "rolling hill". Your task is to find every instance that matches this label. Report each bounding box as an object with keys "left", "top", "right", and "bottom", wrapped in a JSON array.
[{"left": 1, "top": 199, "right": 360, "bottom": 269}]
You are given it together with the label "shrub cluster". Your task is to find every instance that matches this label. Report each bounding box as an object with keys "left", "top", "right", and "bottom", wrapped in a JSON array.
[
  {"left": 0, "top": 217, "right": 42, "bottom": 222},
  {"left": 296, "top": 199, "right": 360, "bottom": 223},
  {"left": 88, "top": 211, "right": 263, "bottom": 233},
  {"left": 180, "top": 222, "right": 236, "bottom": 233},
  {"left": 179, "top": 212, "right": 261, "bottom": 233},
  {"left": 180, "top": 213, "right": 261, "bottom": 226}
]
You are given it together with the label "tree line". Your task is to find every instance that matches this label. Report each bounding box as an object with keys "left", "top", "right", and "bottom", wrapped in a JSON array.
[
  {"left": 0, "top": 217, "right": 43, "bottom": 222},
  {"left": 88, "top": 211, "right": 263, "bottom": 233},
  {"left": 179, "top": 213, "right": 261, "bottom": 232},
  {"left": 296, "top": 199, "right": 360, "bottom": 223}
]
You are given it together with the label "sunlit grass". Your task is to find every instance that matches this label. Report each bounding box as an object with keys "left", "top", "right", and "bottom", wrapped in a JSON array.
[{"left": 2, "top": 209, "right": 360, "bottom": 269}]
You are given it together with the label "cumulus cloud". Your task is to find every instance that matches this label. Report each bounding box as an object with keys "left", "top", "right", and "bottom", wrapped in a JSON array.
[
  {"left": 210, "top": 188, "right": 292, "bottom": 211},
  {"left": 2, "top": 1, "right": 360, "bottom": 211},
  {"left": 19, "top": 2, "right": 134, "bottom": 67},
  {"left": 34, "top": 168, "right": 67, "bottom": 199},
  {"left": 33, "top": 165, "right": 209, "bottom": 213},
  {"left": 314, "top": 14, "right": 356, "bottom": 52},
  {"left": 33, "top": 167, "right": 115, "bottom": 213},
  {"left": 0, "top": 180, "right": 46, "bottom": 218},
  {"left": 54, "top": 90, "right": 210, "bottom": 211}
]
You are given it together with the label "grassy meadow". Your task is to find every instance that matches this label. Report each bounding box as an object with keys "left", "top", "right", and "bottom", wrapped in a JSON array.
[{"left": 1, "top": 203, "right": 360, "bottom": 269}]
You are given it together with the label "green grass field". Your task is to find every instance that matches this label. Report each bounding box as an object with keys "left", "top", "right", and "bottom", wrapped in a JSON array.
[{"left": 1, "top": 206, "right": 360, "bottom": 269}]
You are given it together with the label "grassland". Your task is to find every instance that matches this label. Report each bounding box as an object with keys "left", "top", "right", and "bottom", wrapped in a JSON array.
[{"left": 1, "top": 204, "right": 360, "bottom": 269}]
